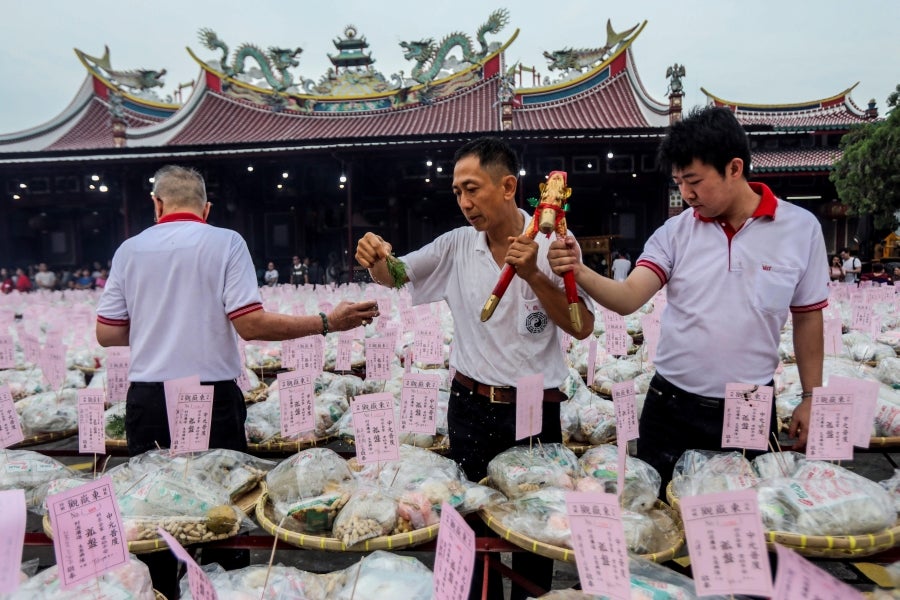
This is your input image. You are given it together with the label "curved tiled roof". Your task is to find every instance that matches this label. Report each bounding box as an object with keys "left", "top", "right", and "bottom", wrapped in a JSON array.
[
  {"left": 703, "top": 86, "right": 870, "bottom": 131},
  {"left": 512, "top": 58, "right": 665, "bottom": 130},
  {"left": 751, "top": 148, "right": 843, "bottom": 173},
  {"left": 46, "top": 94, "right": 170, "bottom": 151},
  {"left": 166, "top": 75, "right": 503, "bottom": 146}
]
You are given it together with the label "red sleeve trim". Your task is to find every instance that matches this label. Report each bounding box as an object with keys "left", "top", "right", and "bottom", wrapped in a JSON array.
[
  {"left": 635, "top": 259, "right": 667, "bottom": 286},
  {"left": 790, "top": 299, "right": 828, "bottom": 313},
  {"left": 97, "top": 315, "right": 130, "bottom": 327},
  {"left": 228, "top": 302, "right": 263, "bottom": 320}
]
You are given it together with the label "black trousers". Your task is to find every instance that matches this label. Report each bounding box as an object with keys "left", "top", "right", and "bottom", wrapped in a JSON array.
[
  {"left": 125, "top": 379, "right": 249, "bottom": 599},
  {"left": 448, "top": 379, "right": 563, "bottom": 600},
  {"left": 636, "top": 373, "right": 779, "bottom": 497}
]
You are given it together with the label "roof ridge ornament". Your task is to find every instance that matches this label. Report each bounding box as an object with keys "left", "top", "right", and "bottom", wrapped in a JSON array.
[
  {"left": 399, "top": 8, "right": 509, "bottom": 89},
  {"left": 198, "top": 28, "right": 305, "bottom": 93},
  {"left": 542, "top": 19, "right": 639, "bottom": 81},
  {"left": 76, "top": 46, "right": 168, "bottom": 93}
]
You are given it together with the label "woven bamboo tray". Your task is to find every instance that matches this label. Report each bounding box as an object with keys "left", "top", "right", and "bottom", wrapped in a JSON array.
[
  {"left": 342, "top": 434, "right": 450, "bottom": 456},
  {"left": 255, "top": 487, "right": 439, "bottom": 552},
  {"left": 43, "top": 484, "right": 262, "bottom": 555},
  {"left": 667, "top": 480, "right": 900, "bottom": 558},
  {"left": 248, "top": 435, "right": 334, "bottom": 454},
  {"left": 154, "top": 591, "right": 165, "bottom": 600},
  {"left": 9, "top": 428, "right": 78, "bottom": 448},
  {"left": 243, "top": 383, "right": 269, "bottom": 404},
  {"left": 478, "top": 497, "right": 684, "bottom": 564},
  {"left": 105, "top": 438, "right": 128, "bottom": 450}
]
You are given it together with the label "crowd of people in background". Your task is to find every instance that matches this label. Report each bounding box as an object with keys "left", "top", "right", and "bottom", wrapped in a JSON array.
[
  {"left": 0, "top": 260, "right": 110, "bottom": 293},
  {"left": 828, "top": 247, "right": 899, "bottom": 286}
]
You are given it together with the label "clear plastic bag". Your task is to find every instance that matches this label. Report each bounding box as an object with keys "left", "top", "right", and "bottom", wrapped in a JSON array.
[
  {"left": 331, "top": 486, "right": 399, "bottom": 546},
  {"left": 578, "top": 444, "right": 660, "bottom": 512},
  {"left": 487, "top": 444, "right": 582, "bottom": 499},
  {"left": 671, "top": 450, "right": 758, "bottom": 499}
]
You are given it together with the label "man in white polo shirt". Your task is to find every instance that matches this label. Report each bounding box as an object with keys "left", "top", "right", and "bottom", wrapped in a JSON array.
[
  {"left": 356, "top": 137, "right": 595, "bottom": 600},
  {"left": 97, "top": 165, "right": 378, "bottom": 597},
  {"left": 548, "top": 107, "right": 828, "bottom": 488}
]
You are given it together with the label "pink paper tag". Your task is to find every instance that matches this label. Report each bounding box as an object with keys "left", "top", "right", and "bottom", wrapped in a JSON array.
[
  {"left": 297, "top": 336, "right": 325, "bottom": 374},
  {"left": 41, "top": 338, "right": 67, "bottom": 391},
  {"left": 335, "top": 335, "right": 354, "bottom": 372},
  {"left": 48, "top": 477, "right": 128, "bottom": 590},
  {"left": 721, "top": 383, "right": 774, "bottom": 451},
  {"left": 828, "top": 375, "right": 878, "bottom": 448},
  {"left": 0, "top": 336, "right": 14, "bottom": 370},
  {"left": 156, "top": 528, "right": 218, "bottom": 600},
  {"left": 400, "top": 373, "right": 440, "bottom": 435},
  {"left": 772, "top": 544, "right": 863, "bottom": 599},
  {"left": 413, "top": 325, "right": 444, "bottom": 365},
  {"left": 164, "top": 375, "right": 201, "bottom": 441},
  {"left": 77, "top": 389, "right": 106, "bottom": 455},
  {"left": 640, "top": 313, "right": 661, "bottom": 362},
  {"left": 433, "top": 502, "right": 475, "bottom": 600},
  {"left": 404, "top": 346, "right": 413, "bottom": 374},
  {"left": 105, "top": 347, "right": 130, "bottom": 404},
  {"left": 806, "top": 389, "right": 854, "bottom": 460},
  {"left": 850, "top": 302, "right": 873, "bottom": 334},
  {"left": 235, "top": 352, "right": 252, "bottom": 393},
  {"left": 611, "top": 380, "right": 639, "bottom": 442},
  {"left": 515, "top": 373, "right": 544, "bottom": 441},
  {"left": 21, "top": 333, "right": 40, "bottom": 366},
  {"left": 0, "top": 385, "right": 24, "bottom": 448},
  {"left": 0, "top": 489, "right": 26, "bottom": 593},
  {"left": 823, "top": 317, "right": 843, "bottom": 356},
  {"left": 351, "top": 392, "right": 400, "bottom": 464},
  {"left": 277, "top": 371, "right": 316, "bottom": 438},
  {"left": 401, "top": 308, "right": 416, "bottom": 330},
  {"left": 586, "top": 338, "right": 598, "bottom": 388},
  {"left": 559, "top": 331, "right": 572, "bottom": 352},
  {"left": 171, "top": 385, "right": 214, "bottom": 455},
  {"left": 681, "top": 489, "right": 773, "bottom": 598},
  {"left": 565, "top": 492, "right": 631, "bottom": 599},
  {"left": 603, "top": 311, "right": 629, "bottom": 356},
  {"left": 281, "top": 339, "right": 300, "bottom": 371},
  {"left": 364, "top": 337, "right": 393, "bottom": 381}
]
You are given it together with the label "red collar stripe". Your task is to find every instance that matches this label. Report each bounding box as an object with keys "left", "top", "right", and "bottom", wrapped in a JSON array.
[{"left": 157, "top": 212, "right": 206, "bottom": 224}]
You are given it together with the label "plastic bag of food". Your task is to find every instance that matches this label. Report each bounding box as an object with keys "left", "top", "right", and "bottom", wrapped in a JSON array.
[
  {"left": 0, "top": 450, "right": 78, "bottom": 508},
  {"left": 266, "top": 447, "right": 356, "bottom": 530},
  {"left": 104, "top": 402, "right": 127, "bottom": 440},
  {"left": 671, "top": 450, "right": 757, "bottom": 500},
  {"left": 879, "top": 469, "right": 900, "bottom": 513},
  {"left": 751, "top": 451, "right": 805, "bottom": 480},
  {"left": 758, "top": 465, "right": 895, "bottom": 535},
  {"left": 578, "top": 444, "right": 661, "bottom": 512},
  {"left": 332, "top": 486, "right": 398, "bottom": 546},
  {"left": 6, "top": 556, "right": 154, "bottom": 599},
  {"left": 15, "top": 389, "right": 78, "bottom": 435},
  {"left": 322, "top": 550, "right": 434, "bottom": 600},
  {"left": 487, "top": 444, "right": 582, "bottom": 499},
  {"left": 122, "top": 503, "right": 252, "bottom": 545},
  {"left": 179, "top": 563, "right": 327, "bottom": 600}
]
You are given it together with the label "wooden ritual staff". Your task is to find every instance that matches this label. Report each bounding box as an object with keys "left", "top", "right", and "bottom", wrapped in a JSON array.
[{"left": 480, "top": 170, "right": 582, "bottom": 331}]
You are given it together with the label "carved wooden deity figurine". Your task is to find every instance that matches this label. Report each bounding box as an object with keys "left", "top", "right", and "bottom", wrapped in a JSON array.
[{"left": 481, "top": 170, "right": 582, "bottom": 331}]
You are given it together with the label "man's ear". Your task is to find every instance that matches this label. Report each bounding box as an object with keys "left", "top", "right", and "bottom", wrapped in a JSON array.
[
  {"left": 502, "top": 174, "right": 518, "bottom": 200},
  {"left": 729, "top": 158, "right": 745, "bottom": 179}
]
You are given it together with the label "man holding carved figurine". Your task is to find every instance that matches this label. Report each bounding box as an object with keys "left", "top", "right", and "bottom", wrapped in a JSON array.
[{"left": 356, "top": 136, "right": 594, "bottom": 600}]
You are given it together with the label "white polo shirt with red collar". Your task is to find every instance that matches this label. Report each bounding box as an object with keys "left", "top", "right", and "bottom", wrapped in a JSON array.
[
  {"left": 636, "top": 182, "right": 828, "bottom": 397},
  {"left": 402, "top": 208, "right": 594, "bottom": 389},
  {"left": 96, "top": 212, "right": 262, "bottom": 382}
]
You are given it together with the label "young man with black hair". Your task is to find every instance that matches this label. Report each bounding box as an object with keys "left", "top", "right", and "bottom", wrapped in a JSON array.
[{"left": 549, "top": 106, "right": 828, "bottom": 488}]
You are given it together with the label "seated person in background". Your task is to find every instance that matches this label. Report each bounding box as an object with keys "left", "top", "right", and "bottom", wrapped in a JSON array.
[
  {"left": 264, "top": 261, "right": 279, "bottom": 286},
  {"left": 34, "top": 263, "right": 57, "bottom": 290},
  {"left": 14, "top": 268, "right": 32, "bottom": 293},
  {"left": 860, "top": 262, "right": 893, "bottom": 285},
  {"left": 829, "top": 255, "right": 844, "bottom": 281},
  {"left": 75, "top": 268, "right": 95, "bottom": 290}
]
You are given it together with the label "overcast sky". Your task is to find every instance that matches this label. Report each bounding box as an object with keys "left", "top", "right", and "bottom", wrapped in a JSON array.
[{"left": 1, "top": 0, "right": 897, "bottom": 134}]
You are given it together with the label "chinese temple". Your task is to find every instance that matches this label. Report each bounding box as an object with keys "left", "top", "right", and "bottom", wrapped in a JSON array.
[{"left": 0, "top": 10, "right": 879, "bottom": 273}]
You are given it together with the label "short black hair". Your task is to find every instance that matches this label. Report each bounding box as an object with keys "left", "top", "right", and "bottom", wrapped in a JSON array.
[
  {"left": 657, "top": 106, "right": 752, "bottom": 178},
  {"left": 453, "top": 137, "right": 518, "bottom": 179}
]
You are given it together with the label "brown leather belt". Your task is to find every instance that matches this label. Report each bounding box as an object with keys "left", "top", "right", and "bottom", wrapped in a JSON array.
[{"left": 453, "top": 372, "right": 565, "bottom": 405}]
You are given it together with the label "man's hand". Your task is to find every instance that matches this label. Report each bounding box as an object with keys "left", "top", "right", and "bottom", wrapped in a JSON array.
[
  {"left": 547, "top": 236, "right": 582, "bottom": 277},
  {"left": 788, "top": 397, "right": 811, "bottom": 451},
  {"left": 328, "top": 300, "right": 379, "bottom": 331},
  {"left": 355, "top": 232, "right": 392, "bottom": 268},
  {"left": 505, "top": 235, "right": 540, "bottom": 282}
]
